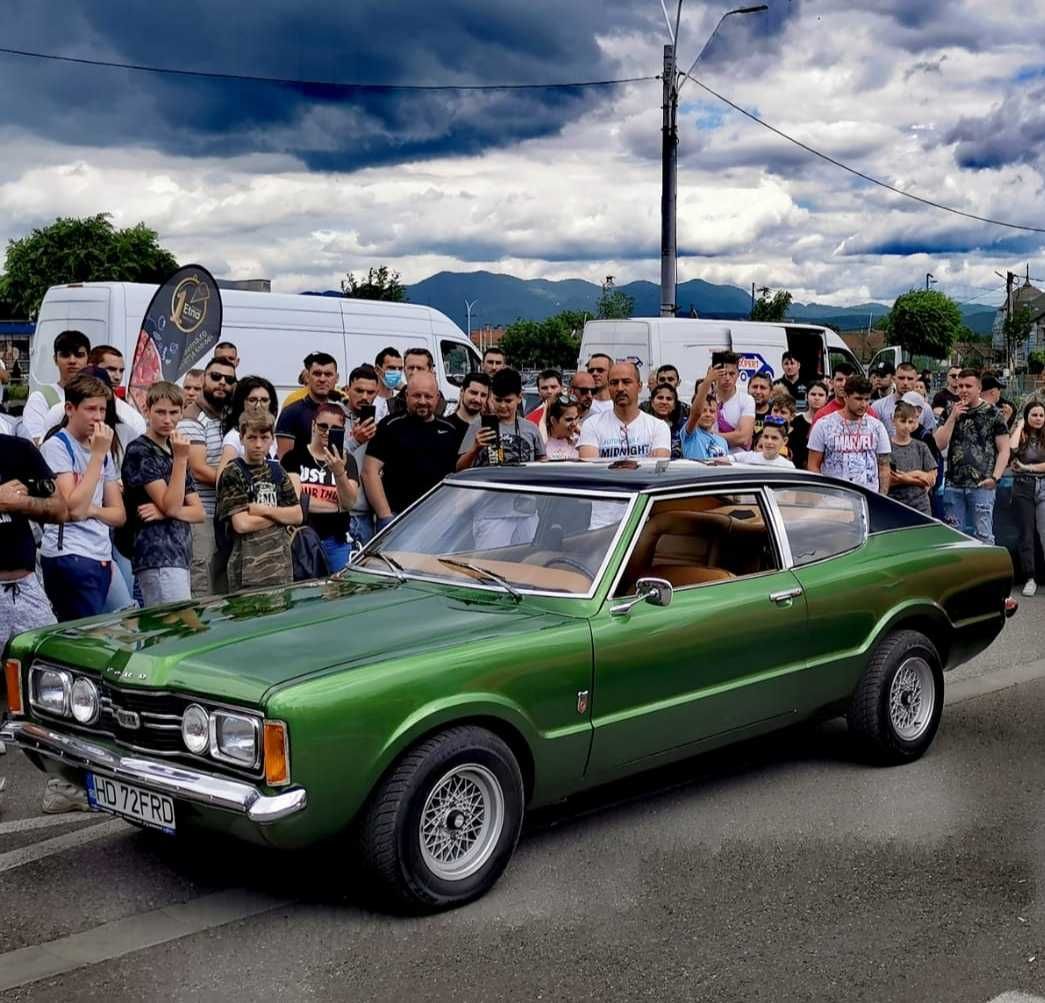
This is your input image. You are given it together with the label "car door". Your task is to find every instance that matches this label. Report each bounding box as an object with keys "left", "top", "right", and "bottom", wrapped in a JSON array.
[{"left": 586, "top": 489, "right": 809, "bottom": 777}]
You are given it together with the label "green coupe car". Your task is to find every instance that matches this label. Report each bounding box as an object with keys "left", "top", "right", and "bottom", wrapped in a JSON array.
[{"left": 1, "top": 462, "right": 1015, "bottom": 910}]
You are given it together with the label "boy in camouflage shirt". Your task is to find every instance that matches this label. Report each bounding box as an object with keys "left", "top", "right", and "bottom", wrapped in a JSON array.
[{"left": 216, "top": 414, "right": 302, "bottom": 592}]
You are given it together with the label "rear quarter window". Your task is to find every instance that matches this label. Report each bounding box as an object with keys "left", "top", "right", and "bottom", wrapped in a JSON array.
[{"left": 771, "top": 485, "right": 867, "bottom": 566}]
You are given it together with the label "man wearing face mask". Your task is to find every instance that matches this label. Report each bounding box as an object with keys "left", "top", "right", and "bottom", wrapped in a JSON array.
[
  {"left": 386, "top": 348, "right": 447, "bottom": 418},
  {"left": 374, "top": 347, "right": 404, "bottom": 422}
]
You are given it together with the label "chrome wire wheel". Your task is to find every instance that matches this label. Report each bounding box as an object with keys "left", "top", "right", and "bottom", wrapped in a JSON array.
[
  {"left": 419, "top": 764, "right": 505, "bottom": 882},
  {"left": 888, "top": 656, "right": 936, "bottom": 741}
]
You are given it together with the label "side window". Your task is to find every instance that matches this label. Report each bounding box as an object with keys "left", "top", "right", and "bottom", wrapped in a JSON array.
[
  {"left": 828, "top": 347, "right": 863, "bottom": 378},
  {"left": 616, "top": 493, "right": 779, "bottom": 595},
  {"left": 441, "top": 340, "right": 480, "bottom": 386},
  {"left": 771, "top": 486, "right": 867, "bottom": 566}
]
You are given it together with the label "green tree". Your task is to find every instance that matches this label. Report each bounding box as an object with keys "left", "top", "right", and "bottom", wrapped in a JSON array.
[
  {"left": 498, "top": 312, "right": 583, "bottom": 369},
  {"left": 750, "top": 289, "right": 792, "bottom": 322},
  {"left": 596, "top": 276, "right": 633, "bottom": 320},
  {"left": 1002, "top": 305, "right": 1034, "bottom": 373},
  {"left": 1028, "top": 349, "right": 1045, "bottom": 375},
  {"left": 885, "top": 289, "right": 962, "bottom": 359},
  {"left": 0, "top": 214, "right": 179, "bottom": 318},
  {"left": 341, "top": 265, "right": 407, "bottom": 302}
]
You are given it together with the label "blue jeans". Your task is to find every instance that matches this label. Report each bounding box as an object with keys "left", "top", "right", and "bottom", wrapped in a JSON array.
[
  {"left": 320, "top": 537, "right": 350, "bottom": 574},
  {"left": 943, "top": 486, "right": 996, "bottom": 544},
  {"left": 40, "top": 555, "right": 112, "bottom": 622},
  {"left": 349, "top": 513, "right": 375, "bottom": 548}
]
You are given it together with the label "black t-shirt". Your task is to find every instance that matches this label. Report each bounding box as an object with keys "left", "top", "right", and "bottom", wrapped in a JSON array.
[
  {"left": 446, "top": 412, "right": 475, "bottom": 449},
  {"left": 774, "top": 376, "right": 808, "bottom": 407},
  {"left": 281, "top": 444, "right": 357, "bottom": 540},
  {"left": 932, "top": 388, "right": 959, "bottom": 414},
  {"left": 0, "top": 435, "right": 55, "bottom": 573},
  {"left": 275, "top": 395, "right": 344, "bottom": 453},
  {"left": 367, "top": 413, "right": 460, "bottom": 514}
]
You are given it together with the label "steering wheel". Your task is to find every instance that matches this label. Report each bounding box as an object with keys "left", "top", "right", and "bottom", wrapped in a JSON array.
[{"left": 544, "top": 556, "right": 596, "bottom": 580}]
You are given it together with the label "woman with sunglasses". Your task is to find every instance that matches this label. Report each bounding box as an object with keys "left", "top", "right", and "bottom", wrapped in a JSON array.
[
  {"left": 217, "top": 376, "right": 279, "bottom": 475},
  {"left": 542, "top": 395, "right": 581, "bottom": 460},
  {"left": 648, "top": 382, "right": 686, "bottom": 459}
]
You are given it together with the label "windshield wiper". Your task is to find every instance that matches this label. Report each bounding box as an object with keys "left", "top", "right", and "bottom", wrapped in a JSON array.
[
  {"left": 436, "top": 557, "right": 521, "bottom": 601},
  {"left": 362, "top": 551, "right": 405, "bottom": 582}
]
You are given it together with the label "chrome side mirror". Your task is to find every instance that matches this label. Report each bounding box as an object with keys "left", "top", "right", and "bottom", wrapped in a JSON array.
[{"left": 611, "top": 577, "right": 673, "bottom": 617}]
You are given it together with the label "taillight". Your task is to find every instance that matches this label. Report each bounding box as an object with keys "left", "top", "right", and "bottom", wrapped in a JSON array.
[
  {"left": 263, "top": 720, "right": 290, "bottom": 787},
  {"left": 4, "top": 659, "right": 23, "bottom": 715}
]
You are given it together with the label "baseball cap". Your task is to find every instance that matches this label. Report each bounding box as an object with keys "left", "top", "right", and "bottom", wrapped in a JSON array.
[
  {"left": 981, "top": 374, "right": 1004, "bottom": 392},
  {"left": 900, "top": 391, "right": 927, "bottom": 410}
]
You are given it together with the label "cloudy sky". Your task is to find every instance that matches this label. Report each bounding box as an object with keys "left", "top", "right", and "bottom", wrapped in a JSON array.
[{"left": 0, "top": 0, "right": 1042, "bottom": 309}]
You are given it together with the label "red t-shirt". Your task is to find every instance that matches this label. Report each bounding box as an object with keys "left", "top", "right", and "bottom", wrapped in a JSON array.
[{"left": 812, "top": 399, "right": 880, "bottom": 424}]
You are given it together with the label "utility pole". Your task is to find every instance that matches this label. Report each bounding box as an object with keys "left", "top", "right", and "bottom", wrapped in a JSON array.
[
  {"left": 465, "top": 298, "right": 478, "bottom": 348},
  {"left": 750, "top": 282, "right": 756, "bottom": 312},
  {"left": 925, "top": 272, "right": 936, "bottom": 291},
  {"left": 660, "top": 43, "right": 678, "bottom": 318},
  {"left": 1005, "top": 270, "right": 1015, "bottom": 374},
  {"left": 658, "top": 4, "right": 767, "bottom": 320}
]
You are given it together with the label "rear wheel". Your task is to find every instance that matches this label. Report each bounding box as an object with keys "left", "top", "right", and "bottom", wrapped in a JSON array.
[
  {"left": 357, "top": 726, "right": 525, "bottom": 912},
  {"left": 847, "top": 630, "right": 943, "bottom": 764}
]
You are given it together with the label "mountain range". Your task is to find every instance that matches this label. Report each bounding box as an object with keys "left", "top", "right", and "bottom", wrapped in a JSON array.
[{"left": 400, "top": 270, "right": 999, "bottom": 336}]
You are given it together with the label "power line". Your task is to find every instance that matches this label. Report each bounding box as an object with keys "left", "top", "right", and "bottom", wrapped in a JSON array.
[
  {"left": 0, "top": 45, "right": 657, "bottom": 92},
  {"left": 685, "top": 73, "right": 1045, "bottom": 235}
]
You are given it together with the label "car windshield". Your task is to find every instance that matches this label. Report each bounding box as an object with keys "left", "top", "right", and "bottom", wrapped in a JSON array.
[{"left": 353, "top": 483, "right": 631, "bottom": 595}]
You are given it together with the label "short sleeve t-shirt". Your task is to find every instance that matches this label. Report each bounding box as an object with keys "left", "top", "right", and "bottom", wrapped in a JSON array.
[
  {"left": 945, "top": 403, "right": 1010, "bottom": 488},
  {"left": 577, "top": 409, "right": 671, "bottom": 459},
  {"left": 216, "top": 460, "right": 298, "bottom": 591},
  {"left": 717, "top": 392, "right": 756, "bottom": 451},
  {"left": 366, "top": 414, "right": 460, "bottom": 515},
  {"left": 808, "top": 411, "right": 891, "bottom": 491},
  {"left": 459, "top": 416, "right": 545, "bottom": 466},
  {"left": 679, "top": 425, "right": 729, "bottom": 460},
  {"left": 121, "top": 435, "right": 197, "bottom": 573},
  {"left": 275, "top": 397, "right": 338, "bottom": 454},
  {"left": 40, "top": 432, "right": 118, "bottom": 562},
  {"left": 587, "top": 398, "right": 613, "bottom": 416},
  {"left": 888, "top": 439, "right": 936, "bottom": 514},
  {"left": 0, "top": 434, "right": 55, "bottom": 573},
  {"left": 732, "top": 451, "right": 795, "bottom": 468},
  {"left": 281, "top": 444, "right": 358, "bottom": 541},
  {"left": 177, "top": 408, "right": 224, "bottom": 516}
]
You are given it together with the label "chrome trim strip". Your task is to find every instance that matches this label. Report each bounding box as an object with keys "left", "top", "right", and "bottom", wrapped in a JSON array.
[{"left": 0, "top": 720, "right": 306, "bottom": 824}]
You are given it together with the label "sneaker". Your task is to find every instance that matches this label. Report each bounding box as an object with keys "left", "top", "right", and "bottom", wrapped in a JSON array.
[
  {"left": 41, "top": 777, "right": 91, "bottom": 814},
  {"left": 1022, "top": 579, "right": 1038, "bottom": 597}
]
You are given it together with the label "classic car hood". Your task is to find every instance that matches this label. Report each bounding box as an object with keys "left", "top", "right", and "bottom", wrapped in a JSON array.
[{"left": 28, "top": 574, "right": 575, "bottom": 706}]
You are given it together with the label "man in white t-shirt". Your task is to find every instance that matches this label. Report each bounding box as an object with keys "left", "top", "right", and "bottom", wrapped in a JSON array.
[
  {"left": 585, "top": 353, "right": 615, "bottom": 416},
  {"left": 690, "top": 354, "right": 755, "bottom": 453},
  {"left": 20, "top": 330, "right": 90, "bottom": 444},
  {"left": 808, "top": 375, "right": 892, "bottom": 493},
  {"left": 579, "top": 362, "right": 671, "bottom": 461},
  {"left": 38, "top": 373, "right": 127, "bottom": 621}
]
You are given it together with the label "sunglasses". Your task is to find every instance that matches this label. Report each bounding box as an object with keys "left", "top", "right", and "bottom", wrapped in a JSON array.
[
  {"left": 573, "top": 386, "right": 594, "bottom": 395},
  {"left": 557, "top": 394, "right": 578, "bottom": 405},
  {"left": 208, "top": 373, "right": 237, "bottom": 385},
  {"left": 315, "top": 422, "right": 343, "bottom": 432},
  {"left": 763, "top": 415, "right": 789, "bottom": 428}
]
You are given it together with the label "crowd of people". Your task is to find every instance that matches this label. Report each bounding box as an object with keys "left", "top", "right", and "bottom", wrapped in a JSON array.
[{"left": 2, "top": 333, "right": 1044, "bottom": 670}]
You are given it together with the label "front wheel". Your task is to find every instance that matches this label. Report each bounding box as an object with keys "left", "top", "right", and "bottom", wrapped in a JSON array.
[
  {"left": 847, "top": 630, "right": 943, "bottom": 764},
  {"left": 357, "top": 726, "right": 525, "bottom": 912}
]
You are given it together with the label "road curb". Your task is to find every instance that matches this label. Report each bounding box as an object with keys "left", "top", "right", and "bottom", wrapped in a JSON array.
[{"left": 946, "top": 659, "right": 1045, "bottom": 706}]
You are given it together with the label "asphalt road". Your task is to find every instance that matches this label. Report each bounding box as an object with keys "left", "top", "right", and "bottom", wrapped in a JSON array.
[{"left": 1, "top": 602, "right": 1044, "bottom": 1002}]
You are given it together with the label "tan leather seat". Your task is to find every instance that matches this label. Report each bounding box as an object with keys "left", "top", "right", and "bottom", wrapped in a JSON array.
[
  {"left": 620, "top": 510, "right": 734, "bottom": 594},
  {"left": 648, "top": 564, "right": 735, "bottom": 587}
]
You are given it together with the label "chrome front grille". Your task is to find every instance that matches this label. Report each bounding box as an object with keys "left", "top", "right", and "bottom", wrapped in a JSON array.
[{"left": 97, "top": 683, "right": 189, "bottom": 753}]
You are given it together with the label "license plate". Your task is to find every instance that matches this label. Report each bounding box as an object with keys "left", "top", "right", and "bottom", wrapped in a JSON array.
[{"left": 86, "top": 773, "right": 176, "bottom": 834}]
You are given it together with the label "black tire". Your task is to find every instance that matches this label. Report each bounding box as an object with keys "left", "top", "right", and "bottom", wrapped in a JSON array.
[
  {"left": 847, "top": 630, "right": 944, "bottom": 765},
  {"left": 357, "top": 726, "right": 525, "bottom": 912}
]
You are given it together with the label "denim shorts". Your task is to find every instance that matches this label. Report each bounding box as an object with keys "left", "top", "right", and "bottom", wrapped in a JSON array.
[{"left": 138, "top": 567, "right": 192, "bottom": 608}]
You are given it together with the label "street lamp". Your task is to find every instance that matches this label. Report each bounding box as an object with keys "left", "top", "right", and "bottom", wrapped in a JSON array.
[
  {"left": 465, "top": 298, "right": 479, "bottom": 348},
  {"left": 926, "top": 273, "right": 937, "bottom": 291},
  {"left": 660, "top": 3, "right": 768, "bottom": 317}
]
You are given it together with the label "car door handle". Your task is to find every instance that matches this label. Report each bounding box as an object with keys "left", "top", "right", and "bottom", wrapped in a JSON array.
[{"left": 769, "top": 587, "right": 803, "bottom": 605}]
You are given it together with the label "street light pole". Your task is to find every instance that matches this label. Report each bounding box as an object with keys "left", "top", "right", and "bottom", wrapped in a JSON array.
[
  {"left": 465, "top": 298, "right": 478, "bottom": 348},
  {"left": 926, "top": 273, "right": 936, "bottom": 291},
  {"left": 660, "top": 4, "right": 768, "bottom": 318}
]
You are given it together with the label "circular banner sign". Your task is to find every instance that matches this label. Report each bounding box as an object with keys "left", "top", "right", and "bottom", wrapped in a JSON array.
[{"left": 128, "top": 264, "right": 223, "bottom": 413}]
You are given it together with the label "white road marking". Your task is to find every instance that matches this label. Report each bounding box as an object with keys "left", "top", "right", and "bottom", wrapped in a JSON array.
[
  {"left": 986, "top": 993, "right": 1045, "bottom": 1002},
  {"left": 0, "top": 818, "right": 126, "bottom": 874},
  {"left": 0, "top": 813, "right": 101, "bottom": 836},
  {"left": 0, "top": 888, "right": 291, "bottom": 992}
]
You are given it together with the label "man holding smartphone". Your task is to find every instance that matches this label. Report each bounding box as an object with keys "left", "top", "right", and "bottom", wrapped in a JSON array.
[
  {"left": 343, "top": 365, "right": 381, "bottom": 546},
  {"left": 281, "top": 404, "right": 358, "bottom": 572}
]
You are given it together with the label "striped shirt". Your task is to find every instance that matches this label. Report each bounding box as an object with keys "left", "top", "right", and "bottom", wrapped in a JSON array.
[{"left": 177, "top": 407, "right": 224, "bottom": 515}]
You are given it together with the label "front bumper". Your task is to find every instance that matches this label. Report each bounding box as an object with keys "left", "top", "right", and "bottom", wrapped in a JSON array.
[{"left": 0, "top": 720, "right": 307, "bottom": 824}]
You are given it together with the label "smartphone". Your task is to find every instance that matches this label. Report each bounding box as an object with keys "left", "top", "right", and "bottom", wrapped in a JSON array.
[
  {"left": 710, "top": 351, "right": 729, "bottom": 368},
  {"left": 480, "top": 413, "right": 501, "bottom": 446},
  {"left": 356, "top": 404, "right": 376, "bottom": 424},
  {"left": 327, "top": 427, "right": 346, "bottom": 455}
]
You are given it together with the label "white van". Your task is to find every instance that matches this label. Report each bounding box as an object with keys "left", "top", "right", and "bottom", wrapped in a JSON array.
[
  {"left": 578, "top": 318, "right": 866, "bottom": 401},
  {"left": 31, "top": 283, "right": 482, "bottom": 405}
]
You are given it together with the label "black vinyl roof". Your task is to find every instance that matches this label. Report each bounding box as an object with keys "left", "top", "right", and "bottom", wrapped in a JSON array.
[{"left": 449, "top": 460, "right": 821, "bottom": 494}]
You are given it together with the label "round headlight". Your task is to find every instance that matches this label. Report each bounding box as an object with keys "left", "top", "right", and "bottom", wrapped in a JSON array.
[
  {"left": 181, "top": 704, "right": 210, "bottom": 754},
  {"left": 33, "top": 668, "right": 71, "bottom": 717},
  {"left": 70, "top": 677, "right": 100, "bottom": 725}
]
